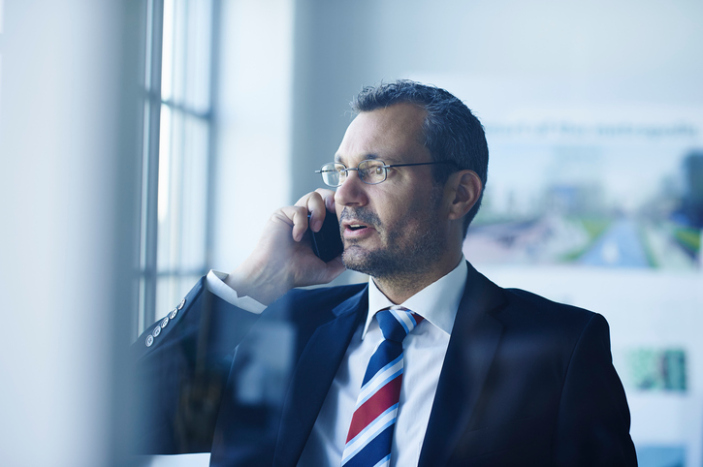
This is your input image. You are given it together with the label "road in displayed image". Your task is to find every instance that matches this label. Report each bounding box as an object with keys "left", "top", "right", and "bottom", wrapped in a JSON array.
[
  {"left": 578, "top": 219, "right": 649, "bottom": 268},
  {"left": 464, "top": 215, "right": 700, "bottom": 270}
]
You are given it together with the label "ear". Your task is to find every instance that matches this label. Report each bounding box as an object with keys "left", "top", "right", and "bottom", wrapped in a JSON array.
[{"left": 444, "top": 170, "right": 482, "bottom": 221}]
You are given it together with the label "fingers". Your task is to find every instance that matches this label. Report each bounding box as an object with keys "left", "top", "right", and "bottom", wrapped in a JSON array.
[
  {"left": 315, "top": 188, "right": 336, "bottom": 213},
  {"left": 277, "top": 206, "right": 310, "bottom": 242},
  {"left": 294, "top": 189, "right": 337, "bottom": 233},
  {"left": 276, "top": 190, "right": 338, "bottom": 245}
]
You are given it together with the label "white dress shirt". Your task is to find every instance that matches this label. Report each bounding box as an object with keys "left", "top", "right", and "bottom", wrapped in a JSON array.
[{"left": 205, "top": 259, "right": 468, "bottom": 467}]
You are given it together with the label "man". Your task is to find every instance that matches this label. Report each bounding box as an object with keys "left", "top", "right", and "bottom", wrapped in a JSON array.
[{"left": 132, "top": 81, "right": 637, "bottom": 466}]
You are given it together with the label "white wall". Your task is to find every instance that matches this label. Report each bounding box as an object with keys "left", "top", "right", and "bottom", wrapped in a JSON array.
[{"left": 211, "top": 0, "right": 295, "bottom": 272}]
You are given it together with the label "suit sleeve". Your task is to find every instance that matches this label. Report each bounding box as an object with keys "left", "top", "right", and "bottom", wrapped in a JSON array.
[
  {"left": 128, "top": 277, "right": 261, "bottom": 454},
  {"left": 552, "top": 313, "right": 638, "bottom": 466}
]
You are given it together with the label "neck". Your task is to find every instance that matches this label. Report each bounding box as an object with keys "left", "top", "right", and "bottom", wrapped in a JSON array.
[{"left": 372, "top": 253, "right": 463, "bottom": 304}]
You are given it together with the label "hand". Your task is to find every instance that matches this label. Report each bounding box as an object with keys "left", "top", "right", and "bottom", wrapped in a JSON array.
[{"left": 225, "top": 189, "right": 346, "bottom": 305}]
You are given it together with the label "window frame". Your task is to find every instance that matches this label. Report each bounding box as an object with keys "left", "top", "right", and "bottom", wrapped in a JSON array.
[{"left": 137, "top": 0, "right": 221, "bottom": 335}]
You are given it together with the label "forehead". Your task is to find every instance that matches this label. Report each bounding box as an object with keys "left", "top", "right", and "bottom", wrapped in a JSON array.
[{"left": 335, "top": 102, "right": 430, "bottom": 164}]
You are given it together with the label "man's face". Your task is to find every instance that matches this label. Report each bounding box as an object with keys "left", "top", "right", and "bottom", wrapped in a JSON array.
[{"left": 333, "top": 103, "right": 449, "bottom": 279}]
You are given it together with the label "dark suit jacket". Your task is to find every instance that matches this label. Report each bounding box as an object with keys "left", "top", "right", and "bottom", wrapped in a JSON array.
[{"left": 130, "top": 262, "right": 637, "bottom": 466}]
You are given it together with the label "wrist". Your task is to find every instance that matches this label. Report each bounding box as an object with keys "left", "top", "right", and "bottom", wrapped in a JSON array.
[{"left": 225, "top": 259, "right": 292, "bottom": 306}]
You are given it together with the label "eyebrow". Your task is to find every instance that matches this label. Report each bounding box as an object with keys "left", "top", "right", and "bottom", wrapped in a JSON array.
[{"left": 333, "top": 153, "right": 388, "bottom": 164}]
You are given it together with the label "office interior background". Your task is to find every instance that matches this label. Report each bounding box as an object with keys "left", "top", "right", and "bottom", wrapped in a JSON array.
[{"left": 1, "top": 0, "right": 701, "bottom": 465}]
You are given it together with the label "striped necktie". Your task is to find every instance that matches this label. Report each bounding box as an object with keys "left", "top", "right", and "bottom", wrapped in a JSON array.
[{"left": 341, "top": 306, "right": 424, "bottom": 467}]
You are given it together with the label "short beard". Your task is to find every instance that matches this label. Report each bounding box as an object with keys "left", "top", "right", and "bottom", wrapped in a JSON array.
[{"left": 341, "top": 188, "right": 445, "bottom": 283}]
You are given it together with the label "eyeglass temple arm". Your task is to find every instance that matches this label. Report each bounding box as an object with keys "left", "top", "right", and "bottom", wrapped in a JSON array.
[{"left": 384, "top": 161, "right": 455, "bottom": 168}]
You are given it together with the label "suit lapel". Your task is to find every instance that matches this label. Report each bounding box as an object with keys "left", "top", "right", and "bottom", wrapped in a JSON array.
[
  {"left": 419, "top": 263, "right": 506, "bottom": 467},
  {"left": 272, "top": 286, "right": 368, "bottom": 467}
]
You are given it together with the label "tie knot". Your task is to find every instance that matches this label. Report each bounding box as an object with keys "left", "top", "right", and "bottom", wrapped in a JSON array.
[{"left": 376, "top": 307, "right": 424, "bottom": 343}]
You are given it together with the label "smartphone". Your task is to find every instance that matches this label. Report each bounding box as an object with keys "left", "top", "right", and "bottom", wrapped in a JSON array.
[{"left": 308, "top": 212, "right": 344, "bottom": 262}]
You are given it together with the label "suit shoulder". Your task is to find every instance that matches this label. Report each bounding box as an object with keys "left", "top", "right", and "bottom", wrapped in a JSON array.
[
  {"left": 490, "top": 288, "right": 614, "bottom": 376},
  {"left": 499, "top": 287, "right": 604, "bottom": 334},
  {"left": 504, "top": 287, "right": 594, "bottom": 317}
]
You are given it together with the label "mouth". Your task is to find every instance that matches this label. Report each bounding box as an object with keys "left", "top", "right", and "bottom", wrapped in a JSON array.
[
  {"left": 342, "top": 220, "right": 374, "bottom": 238},
  {"left": 339, "top": 207, "right": 381, "bottom": 240}
]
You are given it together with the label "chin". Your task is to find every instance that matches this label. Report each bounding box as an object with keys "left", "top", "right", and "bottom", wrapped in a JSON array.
[
  {"left": 341, "top": 246, "right": 366, "bottom": 270},
  {"left": 341, "top": 246, "right": 400, "bottom": 279},
  {"left": 341, "top": 247, "right": 372, "bottom": 272}
]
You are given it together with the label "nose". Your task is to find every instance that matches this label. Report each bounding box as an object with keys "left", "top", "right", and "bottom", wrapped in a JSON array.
[{"left": 334, "top": 169, "right": 368, "bottom": 208}]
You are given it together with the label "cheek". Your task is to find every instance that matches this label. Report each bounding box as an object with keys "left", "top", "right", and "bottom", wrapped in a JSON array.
[
  {"left": 374, "top": 196, "right": 405, "bottom": 225},
  {"left": 372, "top": 183, "right": 439, "bottom": 230},
  {"left": 399, "top": 190, "right": 443, "bottom": 229},
  {"left": 380, "top": 200, "right": 424, "bottom": 236}
]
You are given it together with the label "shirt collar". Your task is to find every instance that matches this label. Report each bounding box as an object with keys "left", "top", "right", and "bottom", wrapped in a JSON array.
[{"left": 363, "top": 257, "right": 468, "bottom": 339}]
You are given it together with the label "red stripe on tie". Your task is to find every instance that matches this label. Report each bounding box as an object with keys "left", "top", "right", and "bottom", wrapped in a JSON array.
[{"left": 345, "top": 374, "right": 403, "bottom": 443}]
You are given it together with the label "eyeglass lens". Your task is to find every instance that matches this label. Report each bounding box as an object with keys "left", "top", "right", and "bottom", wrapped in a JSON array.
[{"left": 320, "top": 160, "right": 386, "bottom": 186}]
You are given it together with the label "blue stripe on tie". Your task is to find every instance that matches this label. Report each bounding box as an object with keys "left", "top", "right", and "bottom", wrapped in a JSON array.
[
  {"left": 362, "top": 342, "right": 402, "bottom": 385},
  {"left": 371, "top": 454, "right": 391, "bottom": 467},
  {"left": 343, "top": 423, "right": 395, "bottom": 467},
  {"left": 362, "top": 351, "right": 402, "bottom": 386},
  {"left": 389, "top": 308, "right": 410, "bottom": 335}
]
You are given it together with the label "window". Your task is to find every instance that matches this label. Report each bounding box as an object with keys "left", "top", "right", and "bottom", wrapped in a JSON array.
[{"left": 138, "top": 0, "right": 219, "bottom": 334}]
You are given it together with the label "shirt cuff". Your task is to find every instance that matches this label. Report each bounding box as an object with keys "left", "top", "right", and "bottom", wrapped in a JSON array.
[{"left": 205, "top": 270, "right": 266, "bottom": 315}]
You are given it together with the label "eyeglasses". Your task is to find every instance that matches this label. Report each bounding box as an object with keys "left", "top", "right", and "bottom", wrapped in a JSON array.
[{"left": 315, "top": 159, "right": 454, "bottom": 187}]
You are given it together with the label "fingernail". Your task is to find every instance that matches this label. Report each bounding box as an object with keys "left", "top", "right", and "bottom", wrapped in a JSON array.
[{"left": 314, "top": 220, "right": 322, "bottom": 231}]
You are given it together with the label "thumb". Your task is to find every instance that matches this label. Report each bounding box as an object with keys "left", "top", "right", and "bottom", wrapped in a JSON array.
[{"left": 320, "top": 256, "right": 346, "bottom": 283}]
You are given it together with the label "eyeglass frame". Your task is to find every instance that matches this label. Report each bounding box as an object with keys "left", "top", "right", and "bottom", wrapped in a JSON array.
[{"left": 315, "top": 159, "right": 456, "bottom": 187}]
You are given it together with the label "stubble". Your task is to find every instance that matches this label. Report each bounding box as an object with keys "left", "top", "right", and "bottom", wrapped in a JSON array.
[{"left": 340, "top": 188, "right": 445, "bottom": 288}]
